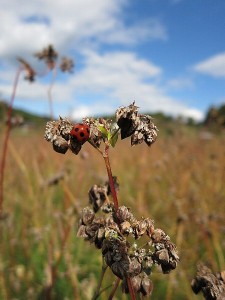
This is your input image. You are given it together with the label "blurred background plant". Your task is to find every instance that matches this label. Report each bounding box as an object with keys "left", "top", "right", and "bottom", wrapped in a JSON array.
[
  {"left": 0, "top": 45, "right": 74, "bottom": 216},
  {"left": 0, "top": 100, "right": 224, "bottom": 298}
]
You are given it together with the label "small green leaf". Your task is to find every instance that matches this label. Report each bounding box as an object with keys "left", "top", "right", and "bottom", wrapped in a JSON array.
[
  {"left": 98, "top": 125, "right": 108, "bottom": 139},
  {"left": 110, "top": 131, "right": 119, "bottom": 147}
]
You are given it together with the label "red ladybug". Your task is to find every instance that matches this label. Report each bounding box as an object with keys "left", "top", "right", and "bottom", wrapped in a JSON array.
[{"left": 70, "top": 123, "right": 90, "bottom": 144}]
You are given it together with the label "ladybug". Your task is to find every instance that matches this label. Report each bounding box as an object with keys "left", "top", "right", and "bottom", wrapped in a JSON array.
[{"left": 70, "top": 123, "right": 90, "bottom": 144}]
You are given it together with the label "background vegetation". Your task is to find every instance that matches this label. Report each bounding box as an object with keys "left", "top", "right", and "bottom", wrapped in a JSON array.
[{"left": 0, "top": 102, "right": 224, "bottom": 299}]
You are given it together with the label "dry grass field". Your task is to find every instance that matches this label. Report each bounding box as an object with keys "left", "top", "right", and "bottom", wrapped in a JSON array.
[{"left": 0, "top": 123, "right": 224, "bottom": 299}]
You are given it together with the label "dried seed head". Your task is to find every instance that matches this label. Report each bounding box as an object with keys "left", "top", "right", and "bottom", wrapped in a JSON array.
[
  {"left": 77, "top": 204, "right": 179, "bottom": 285},
  {"left": 120, "top": 221, "right": 132, "bottom": 235},
  {"left": 152, "top": 228, "right": 179, "bottom": 274},
  {"left": 131, "top": 115, "right": 158, "bottom": 147},
  {"left": 69, "top": 139, "right": 82, "bottom": 155},
  {"left": 88, "top": 178, "right": 119, "bottom": 212},
  {"left": 116, "top": 102, "right": 139, "bottom": 139},
  {"left": 35, "top": 44, "right": 58, "bottom": 69},
  {"left": 17, "top": 57, "right": 36, "bottom": 82},
  {"left": 52, "top": 136, "right": 69, "bottom": 154},
  {"left": 151, "top": 228, "right": 168, "bottom": 243},
  {"left": 89, "top": 183, "right": 109, "bottom": 213},
  {"left": 133, "top": 219, "right": 148, "bottom": 239},
  {"left": 77, "top": 225, "right": 88, "bottom": 239},
  {"left": 142, "top": 255, "right": 154, "bottom": 274},
  {"left": 83, "top": 117, "right": 109, "bottom": 148},
  {"left": 141, "top": 275, "right": 153, "bottom": 296},
  {"left": 191, "top": 264, "right": 225, "bottom": 299},
  {"left": 116, "top": 102, "right": 158, "bottom": 147},
  {"left": 127, "top": 257, "right": 142, "bottom": 277},
  {"left": 45, "top": 117, "right": 88, "bottom": 155},
  {"left": 114, "top": 206, "right": 134, "bottom": 224},
  {"left": 81, "top": 207, "right": 95, "bottom": 225},
  {"left": 60, "top": 57, "right": 74, "bottom": 73},
  {"left": 122, "top": 274, "right": 153, "bottom": 296},
  {"left": 130, "top": 275, "right": 142, "bottom": 293},
  {"left": 45, "top": 117, "right": 73, "bottom": 142}
]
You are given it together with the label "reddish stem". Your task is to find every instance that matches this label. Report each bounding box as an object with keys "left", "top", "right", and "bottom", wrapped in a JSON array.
[
  {"left": 127, "top": 278, "right": 136, "bottom": 300},
  {"left": 0, "top": 67, "right": 22, "bottom": 215},
  {"left": 103, "top": 144, "right": 119, "bottom": 211}
]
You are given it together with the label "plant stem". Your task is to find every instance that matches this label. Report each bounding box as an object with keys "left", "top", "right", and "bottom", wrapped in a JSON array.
[
  {"left": 108, "top": 277, "right": 120, "bottom": 300},
  {"left": 0, "top": 67, "right": 22, "bottom": 215},
  {"left": 92, "top": 258, "right": 108, "bottom": 300},
  {"left": 127, "top": 278, "right": 136, "bottom": 300},
  {"left": 88, "top": 140, "right": 103, "bottom": 155},
  {"left": 103, "top": 144, "right": 119, "bottom": 211},
  {"left": 102, "top": 145, "right": 135, "bottom": 299},
  {"left": 48, "top": 66, "right": 57, "bottom": 120}
]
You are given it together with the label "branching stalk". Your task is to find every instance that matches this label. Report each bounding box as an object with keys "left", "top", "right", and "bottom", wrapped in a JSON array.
[
  {"left": 108, "top": 277, "right": 120, "bottom": 300},
  {"left": 92, "top": 259, "right": 108, "bottom": 300}
]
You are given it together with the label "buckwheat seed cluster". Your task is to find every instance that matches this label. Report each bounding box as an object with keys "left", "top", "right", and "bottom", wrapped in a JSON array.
[{"left": 77, "top": 201, "right": 179, "bottom": 297}]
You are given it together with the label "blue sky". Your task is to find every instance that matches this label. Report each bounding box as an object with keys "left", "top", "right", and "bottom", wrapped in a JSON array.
[{"left": 0, "top": 0, "right": 225, "bottom": 121}]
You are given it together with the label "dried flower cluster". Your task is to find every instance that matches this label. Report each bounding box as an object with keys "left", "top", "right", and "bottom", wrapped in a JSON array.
[
  {"left": 89, "top": 177, "right": 119, "bottom": 213},
  {"left": 17, "top": 57, "right": 36, "bottom": 82},
  {"left": 116, "top": 102, "right": 158, "bottom": 146},
  {"left": 34, "top": 45, "right": 74, "bottom": 73},
  {"left": 77, "top": 200, "right": 179, "bottom": 297},
  {"left": 35, "top": 44, "right": 58, "bottom": 70},
  {"left": 191, "top": 264, "right": 225, "bottom": 300},
  {"left": 60, "top": 57, "right": 74, "bottom": 73},
  {"left": 44, "top": 103, "right": 177, "bottom": 298},
  {"left": 44, "top": 103, "right": 158, "bottom": 155}
]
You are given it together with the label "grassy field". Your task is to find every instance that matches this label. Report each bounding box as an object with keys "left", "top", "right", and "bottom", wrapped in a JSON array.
[{"left": 0, "top": 122, "right": 224, "bottom": 299}]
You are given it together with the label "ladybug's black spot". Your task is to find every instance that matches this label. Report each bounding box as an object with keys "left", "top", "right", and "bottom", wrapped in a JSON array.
[
  {"left": 75, "top": 127, "right": 79, "bottom": 132},
  {"left": 80, "top": 132, "right": 85, "bottom": 137}
]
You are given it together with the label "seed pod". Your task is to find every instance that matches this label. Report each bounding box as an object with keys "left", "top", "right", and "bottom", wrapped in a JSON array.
[
  {"left": 52, "top": 136, "right": 69, "bottom": 154},
  {"left": 81, "top": 207, "right": 95, "bottom": 225},
  {"left": 141, "top": 276, "right": 153, "bottom": 296}
]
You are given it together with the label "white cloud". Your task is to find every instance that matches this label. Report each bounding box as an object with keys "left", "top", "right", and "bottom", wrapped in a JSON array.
[
  {"left": 0, "top": 0, "right": 204, "bottom": 121},
  {"left": 166, "top": 77, "right": 194, "bottom": 90},
  {"left": 192, "top": 52, "right": 225, "bottom": 78},
  {"left": 0, "top": 0, "right": 167, "bottom": 61},
  {"left": 0, "top": 50, "right": 203, "bottom": 121},
  {"left": 68, "top": 51, "right": 203, "bottom": 121}
]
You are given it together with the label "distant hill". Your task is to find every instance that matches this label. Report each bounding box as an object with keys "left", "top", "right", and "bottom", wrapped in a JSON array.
[
  {"left": 0, "top": 101, "right": 48, "bottom": 127},
  {"left": 1, "top": 99, "right": 224, "bottom": 134}
]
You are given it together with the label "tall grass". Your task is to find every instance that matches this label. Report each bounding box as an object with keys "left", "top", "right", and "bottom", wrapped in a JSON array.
[{"left": 0, "top": 125, "right": 224, "bottom": 299}]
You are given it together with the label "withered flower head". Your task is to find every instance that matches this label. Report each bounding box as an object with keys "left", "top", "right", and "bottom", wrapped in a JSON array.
[
  {"left": 131, "top": 115, "right": 158, "bottom": 147},
  {"left": 83, "top": 117, "right": 111, "bottom": 148},
  {"left": 17, "top": 57, "right": 36, "bottom": 82},
  {"left": 116, "top": 102, "right": 139, "bottom": 139},
  {"left": 122, "top": 273, "right": 153, "bottom": 296},
  {"left": 77, "top": 202, "right": 179, "bottom": 294},
  {"left": 60, "top": 57, "right": 74, "bottom": 73},
  {"left": 116, "top": 102, "right": 158, "bottom": 146},
  {"left": 89, "top": 177, "right": 118, "bottom": 213},
  {"left": 34, "top": 44, "right": 58, "bottom": 70},
  {"left": 45, "top": 117, "right": 90, "bottom": 155},
  {"left": 191, "top": 263, "right": 225, "bottom": 299}
]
